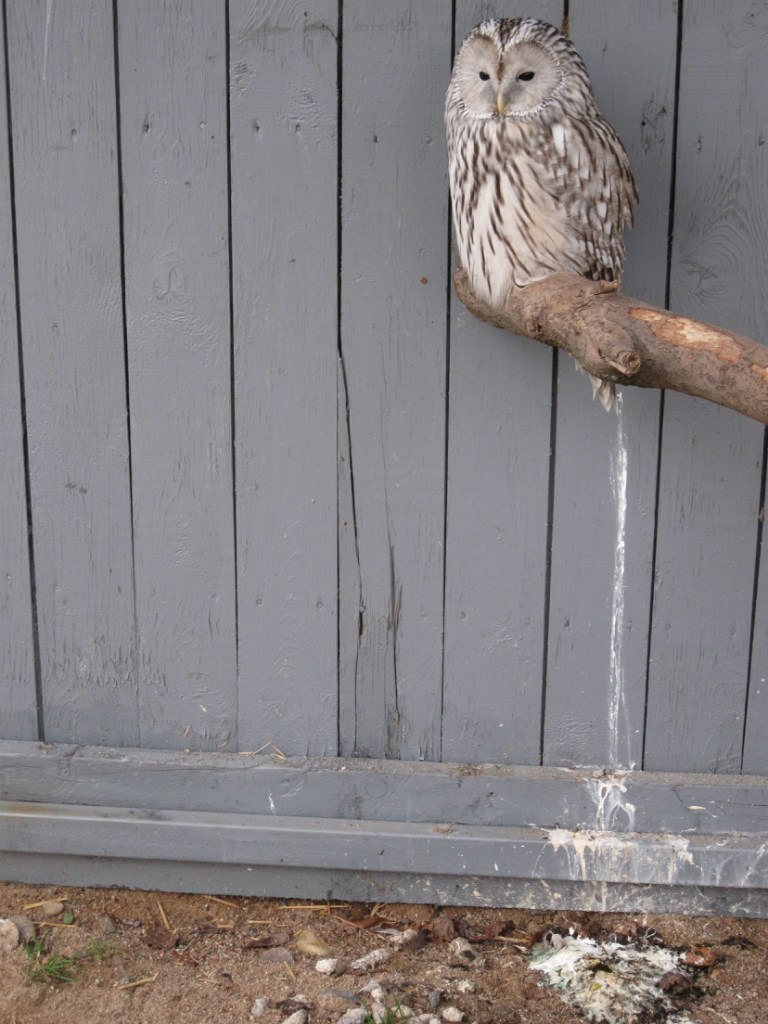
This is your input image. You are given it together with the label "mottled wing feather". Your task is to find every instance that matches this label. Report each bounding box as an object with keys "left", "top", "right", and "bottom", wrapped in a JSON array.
[{"left": 549, "top": 112, "right": 638, "bottom": 283}]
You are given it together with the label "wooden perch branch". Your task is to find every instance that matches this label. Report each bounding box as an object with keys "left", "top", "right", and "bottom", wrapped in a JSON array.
[{"left": 454, "top": 268, "right": 768, "bottom": 425}]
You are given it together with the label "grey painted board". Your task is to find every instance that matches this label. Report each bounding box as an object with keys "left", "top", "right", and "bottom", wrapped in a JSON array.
[
  {"left": 118, "top": 1, "right": 237, "bottom": 751},
  {"left": 7, "top": 0, "right": 137, "bottom": 744},
  {"left": 0, "top": 12, "right": 36, "bottom": 742},
  {"left": 339, "top": 1, "right": 450, "bottom": 760},
  {"left": 231, "top": 0, "right": 339, "bottom": 755},
  {"left": 740, "top": 8, "right": 768, "bottom": 777},
  {"left": 338, "top": 359, "right": 360, "bottom": 757},
  {"left": 543, "top": 0, "right": 674, "bottom": 770},
  {"left": 744, "top": 517, "right": 768, "bottom": 774},
  {"left": 441, "top": 0, "right": 559, "bottom": 767},
  {"left": 4, "top": 742, "right": 768, "bottom": 837},
  {"left": 3, "top": 800, "right": 766, "bottom": 895},
  {"left": 644, "top": 0, "right": 766, "bottom": 772},
  {"left": 5, "top": 852, "right": 767, "bottom": 917}
]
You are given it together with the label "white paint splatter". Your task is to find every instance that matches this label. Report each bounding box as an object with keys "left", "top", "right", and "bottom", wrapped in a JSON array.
[
  {"left": 608, "top": 395, "right": 630, "bottom": 767},
  {"left": 268, "top": 792, "right": 276, "bottom": 814}
]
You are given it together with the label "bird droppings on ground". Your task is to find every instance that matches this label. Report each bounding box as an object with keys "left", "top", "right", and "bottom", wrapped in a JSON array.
[
  {"left": 530, "top": 921, "right": 705, "bottom": 1024},
  {"left": 1, "top": 882, "right": 767, "bottom": 1024}
]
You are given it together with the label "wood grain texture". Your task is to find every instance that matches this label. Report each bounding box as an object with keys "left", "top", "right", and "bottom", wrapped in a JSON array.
[
  {"left": 644, "top": 0, "right": 767, "bottom": 772},
  {"left": 118, "top": 0, "right": 237, "bottom": 751},
  {"left": 6, "top": 0, "right": 137, "bottom": 744},
  {"left": 0, "top": 12, "right": 36, "bottom": 741},
  {"left": 440, "top": 1, "right": 560, "bottom": 767},
  {"left": 543, "top": 0, "right": 675, "bottom": 769},
  {"left": 338, "top": 0, "right": 450, "bottom": 760},
  {"left": 231, "top": 0, "right": 339, "bottom": 755}
]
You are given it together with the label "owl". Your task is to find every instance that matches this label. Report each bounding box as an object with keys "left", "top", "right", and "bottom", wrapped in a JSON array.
[{"left": 445, "top": 18, "right": 638, "bottom": 410}]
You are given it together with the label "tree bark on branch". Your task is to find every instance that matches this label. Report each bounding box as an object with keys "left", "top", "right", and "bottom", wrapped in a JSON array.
[{"left": 453, "top": 267, "right": 768, "bottom": 425}]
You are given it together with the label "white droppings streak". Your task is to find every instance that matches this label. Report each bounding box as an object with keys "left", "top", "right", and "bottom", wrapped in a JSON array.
[
  {"left": 589, "top": 774, "right": 636, "bottom": 832},
  {"left": 608, "top": 395, "right": 629, "bottom": 767},
  {"left": 268, "top": 792, "right": 276, "bottom": 814},
  {"left": 42, "top": 0, "right": 54, "bottom": 82}
]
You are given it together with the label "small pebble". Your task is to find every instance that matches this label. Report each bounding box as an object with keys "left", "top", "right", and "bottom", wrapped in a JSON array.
[
  {"left": 316, "top": 957, "right": 346, "bottom": 976},
  {"left": 100, "top": 915, "right": 119, "bottom": 935},
  {"left": 329, "top": 989, "right": 359, "bottom": 1004},
  {"left": 249, "top": 998, "right": 269, "bottom": 1021},
  {"left": 336, "top": 1010, "right": 369, "bottom": 1024},
  {"left": 40, "top": 900, "right": 66, "bottom": 918},
  {"left": 280, "top": 1012, "right": 307, "bottom": 1024},
  {"left": 441, "top": 1009, "right": 464, "bottom": 1023},
  {"left": 390, "top": 928, "right": 421, "bottom": 948},
  {"left": 9, "top": 916, "right": 36, "bottom": 945},
  {"left": 295, "top": 928, "right": 331, "bottom": 956},
  {"left": 448, "top": 938, "right": 475, "bottom": 961},
  {"left": 359, "top": 979, "right": 384, "bottom": 994},
  {"left": 427, "top": 990, "right": 443, "bottom": 1009},
  {"left": 370, "top": 1003, "right": 389, "bottom": 1024},
  {"left": 260, "top": 947, "right": 295, "bottom": 964},
  {"left": 455, "top": 980, "right": 475, "bottom": 994},
  {"left": 349, "top": 947, "right": 392, "bottom": 973},
  {"left": 319, "top": 994, "right": 356, "bottom": 1016},
  {"left": 0, "top": 919, "right": 20, "bottom": 953}
]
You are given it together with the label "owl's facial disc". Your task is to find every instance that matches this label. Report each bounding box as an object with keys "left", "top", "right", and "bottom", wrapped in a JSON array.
[
  {"left": 454, "top": 35, "right": 563, "bottom": 120},
  {"left": 452, "top": 35, "right": 502, "bottom": 116},
  {"left": 496, "top": 41, "right": 564, "bottom": 116}
]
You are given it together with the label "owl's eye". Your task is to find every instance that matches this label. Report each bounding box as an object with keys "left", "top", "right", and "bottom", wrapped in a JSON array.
[
  {"left": 478, "top": 71, "right": 490, "bottom": 81},
  {"left": 517, "top": 71, "right": 535, "bottom": 81}
]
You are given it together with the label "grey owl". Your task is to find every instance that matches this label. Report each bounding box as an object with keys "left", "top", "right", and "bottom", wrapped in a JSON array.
[{"left": 445, "top": 17, "right": 638, "bottom": 410}]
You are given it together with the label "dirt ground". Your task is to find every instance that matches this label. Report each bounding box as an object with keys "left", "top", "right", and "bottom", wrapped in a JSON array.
[{"left": 1, "top": 882, "right": 767, "bottom": 1024}]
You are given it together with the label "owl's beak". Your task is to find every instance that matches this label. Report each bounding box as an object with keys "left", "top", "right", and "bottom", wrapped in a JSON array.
[{"left": 496, "top": 92, "right": 507, "bottom": 115}]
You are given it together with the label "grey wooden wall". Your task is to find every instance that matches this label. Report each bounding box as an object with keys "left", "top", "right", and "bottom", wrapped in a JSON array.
[{"left": 1, "top": 0, "right": 767, "bottom": 778}]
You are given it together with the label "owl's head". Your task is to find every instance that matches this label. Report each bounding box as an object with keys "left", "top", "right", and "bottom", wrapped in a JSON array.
[{"left": 448, "top": 17, "right": 593, "bottom": 121}]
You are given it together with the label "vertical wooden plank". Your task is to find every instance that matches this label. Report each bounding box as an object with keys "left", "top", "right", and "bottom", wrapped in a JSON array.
[
  {"left": 0, "top": 8, "right": 36, "bottom": 741},
  {"left": 118, "top": 0, "right": 237, "bottom": 750},
  {"left": 543, "top": 0, "right": 675, "bottom": 768},
  {"left": 644, "top": 0, "right": 766, "bottom": 772},
  {"left": 231, "top": 1, "right": 339, "bottom": 755},
  {"left": 7, "top": 0, "right": 137, "bottom": 744},
  {"left": 441, "top": 1, "right": 560, "bottom": 766},
  {"left": 744, "top": 509, "right": 768, "bottom": 774},
  {"left": 339, "top": 1, "right": 449, "bottom": 761}
]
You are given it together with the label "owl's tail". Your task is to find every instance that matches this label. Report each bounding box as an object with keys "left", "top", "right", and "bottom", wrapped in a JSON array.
[{"left": 590, "top": 373, "right": 617, "bottom": 413}]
